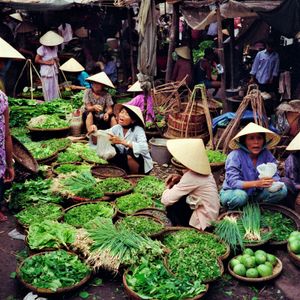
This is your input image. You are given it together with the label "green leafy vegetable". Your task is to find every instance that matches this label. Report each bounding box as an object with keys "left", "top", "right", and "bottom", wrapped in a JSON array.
[
  {"left": 116, "top": 193, "right": 153, "bottom": 214},
  {"left": 134, "top": 176, "right": 164, "bottom": 200}
]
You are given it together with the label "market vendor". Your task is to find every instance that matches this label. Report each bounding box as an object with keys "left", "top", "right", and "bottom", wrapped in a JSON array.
[
  {"left": 88, "top": 104, "right": 153, "bottom": 175},
  {"left": 35, "top": 31, "right": 64, "bottom": 101},
  {"left": 59, "top": 57, "right": 91, "bottom": 90},
  {"left": 220, "top": 122, "right": 287, "bottom": 210},
  {"left": 84, "top": 71, "right": 117, "bottom": 131},
  {"left": 161, "top": 139, "right": 220, "bottom": 230}
]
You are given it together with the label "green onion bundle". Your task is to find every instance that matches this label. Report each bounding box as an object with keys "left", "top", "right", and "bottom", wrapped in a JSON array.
[{"left": 241, "top": 203, "right": 261, "bottom": 241}]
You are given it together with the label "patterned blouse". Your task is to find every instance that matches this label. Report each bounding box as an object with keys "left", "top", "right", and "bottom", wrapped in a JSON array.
[{"left": 0, "top": 91, "right": 8, "bottom": 178}]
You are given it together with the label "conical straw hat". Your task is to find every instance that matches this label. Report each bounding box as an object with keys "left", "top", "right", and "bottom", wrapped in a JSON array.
[
  {"left": 127, "top": 81, "right": 143, "bottom": 92},
  {"left": 60, "top": 58, "right": 85, "bottom": 72},
  {"left": 167, "top": 139, "right": 211, "bottom": 175},
  {"left": 0, "top": 37, "right": 25, "bottom": 59},
  {"left": 39, "top": 31, "right": 64, "bottom": 46},
  {"left": 175, "top": 46, "right": 191, "bottom": 60},
  {"left": 229, "top": 122, "right": 280, "bottom": 150},
  {"left": 114, "top": 104, "right": 145, "bottom": 126},
  {"left": 9, "top": 13, "right": 23, "bottom": 22},
  {"left": 286, "top": 131, "right": 300, "bottom": 151},
  {"left": 86, "top": 72, "right": 115, "bottom": 88}
]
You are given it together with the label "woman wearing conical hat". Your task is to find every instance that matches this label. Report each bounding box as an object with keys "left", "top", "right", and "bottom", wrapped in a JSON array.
[
  {"left": 35, "top": 31, "right": 63, "bottom": 101},
  {"left": 161, "top": 139, "right": 220, "bottom": 230},
  {"left": 220, "top": 123, "right": 287, "bottom": 210}
]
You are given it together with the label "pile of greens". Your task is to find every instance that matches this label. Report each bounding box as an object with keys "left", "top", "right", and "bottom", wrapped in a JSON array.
[
  {"left": 134, "top": 176, "right": 165, "bottom": 200},
  {"left": 15, "top": 203, "right": 63, "bottom": 227},
  {"left": 11, "top": 127, "right": 31, "bottom": 143},
  {"left": 70, "top": 90, "right": 84, "bottom": 108},
  {"left": 96, "top": 177, "right": 132, "bottom": 194},
  {"left": 192, "top": 40, "right": 215, "bottom": 64},
  {"left": 206, "top": 149, "right": 227, "bottom": 163},
  {"left": 54, "top": 163, "right": 91, "bottom": 174},
  {"left": 116, "top": 193, "right": 153, "bottom": 214},
  {"left": 27, "top": 220, "right": 76, "bottom": 250},
  {"left": 126, "top": 258, "right": 207, "bottom": 300},
  {"left": 28, "top": 114, "right": 69, "bottom": 129},
  {"left": 19, "top": 250, "right": 90, "bottom": 291},
  {"left": 117, "top": 216, "right": 164, "bottom": 236},
  {"left": 56, "top": 143, "right": 88, "bottom": 164},
  {"left": 80, "top": 146, "right": 107, "bottom": 164},
  {"left": 7, "top": 178, "right": 63, "bottom": 210},
  {"left": 64, "top": 202, "right": 114, "bottom": 227}
]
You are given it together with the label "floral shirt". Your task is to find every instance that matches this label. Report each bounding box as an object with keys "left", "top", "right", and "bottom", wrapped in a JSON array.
[{"left": 0, "top": 91, "right": 8, "bottom": 178}]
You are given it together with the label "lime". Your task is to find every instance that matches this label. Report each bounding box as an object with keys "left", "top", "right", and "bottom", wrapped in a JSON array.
[
  {"left": 264, "top": 261, "right": 274, "bottom": 270},
  {"left": 288, "top": 236, "right": 299, "bottom": 244},
  {"left": 243, "top": 256, "right": 256, "bottom": 269},
  {"left": 257, "top": 264, "right": 273, "bottom": 277},
  {"left": 233, "top": 264, "right": 247, "bottom": 276},
  {"left": 255, "top": 250, "right": 267, "bottom": 257},
  {"left": 230, "top": 258, "right": 240, "bottom": 269},
  {"left": 289, "top": 231, "right": 300, "bottom": 238},
  {"left": 243, "top": 248, "right": 254, "bottom": 256},
  {"left": 290, "top": 240, "right": 300, "bottom": 254},
  {"left": 246, "top": 268, "right": 259, "bottom": 278},
  {"left": 236, "top": 255, "right": 243, "bottom": 262},
  {"left": 255, "top": 253, "right": 267, "bottom": 265},
  {"left": 240, "top": 254, "right": 251, "bottom": 265},
  {"left": 266, "top": 254, "right": 277, "bottom": 266}
]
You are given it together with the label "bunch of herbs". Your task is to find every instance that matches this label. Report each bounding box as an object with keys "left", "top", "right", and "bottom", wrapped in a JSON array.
[
  {"left": 116, "top": 193, "right": 153, "bottom": 214},
  {"left": 134, "top": 176, "right": 164, "bottom": 200}
]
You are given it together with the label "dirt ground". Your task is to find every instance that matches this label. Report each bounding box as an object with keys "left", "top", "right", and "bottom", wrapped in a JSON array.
[{"left": 0, "top": 163, "right": 299, "bottom": 300}]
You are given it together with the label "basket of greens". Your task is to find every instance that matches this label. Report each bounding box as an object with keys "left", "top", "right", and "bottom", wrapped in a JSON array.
[
  {"left": 52, "top": 162, "right": 92, "bottom": 176},
  {"left": 133, "top": 176, "right": 165, "bottom": 200},
  {"left": 206, "top": 149, "right": 227, "bottom": 171},
  {"left": 27, "top": 114, "right": 70, "bottom": 131},
  {"left": 96, "top": 177, "right": 133, "bottom": 197},
  {"left": 17, "top": 250, "right": 91, "bottom": 294},
  {"left": 80, "top": 147, "right": 108, "bottom": 164},
  {"left": 133, "top": 208, "right": 172, "bottom": 227},
  {"left": 115, "top": 193, "right": 154, "bottom": 215}
]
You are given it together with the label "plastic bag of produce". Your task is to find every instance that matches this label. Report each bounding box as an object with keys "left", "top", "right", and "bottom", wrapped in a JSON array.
[
  {"left": 257, "top": 162, "right": 284, "bottom": 192},
  {"left": 92, "top": 130, "right": 116, "bottom": 160}
]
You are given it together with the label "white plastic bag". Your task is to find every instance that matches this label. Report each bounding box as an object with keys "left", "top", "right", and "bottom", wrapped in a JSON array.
[
  {"left": 257, "top": 162, "right": 284, "bottom": 192},
  {"left": 92, "top": 130, "right": 116, "bottom": 160}
]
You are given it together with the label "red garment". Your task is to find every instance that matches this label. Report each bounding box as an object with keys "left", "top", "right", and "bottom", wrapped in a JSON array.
[{"left": 171, "top": 58, "right": 193, "bottom": 86}]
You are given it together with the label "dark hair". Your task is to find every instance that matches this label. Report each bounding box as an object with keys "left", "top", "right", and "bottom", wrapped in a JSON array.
[
  {"left": 239, "top": 132, "right": 266, "bottom": 147},
  {"left": 121, "top": 106, "right": 144, "bottom": 128}
]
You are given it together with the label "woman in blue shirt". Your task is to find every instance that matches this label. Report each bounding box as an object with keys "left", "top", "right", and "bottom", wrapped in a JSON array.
[{"left": 220, "top": 122, "right": 287, "bottom": 209}]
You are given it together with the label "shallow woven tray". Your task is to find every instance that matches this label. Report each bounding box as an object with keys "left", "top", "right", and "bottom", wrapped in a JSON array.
[
  {"left": 36, "top": 152, "right": 58, "bottom": 164},
  {"left": 122, "top": 269, "right": 209, "bottom": 300},
  {"left": 27, "top": 126, "right": 71, "bottom": 132},
  {"left": 69, "top": 195, "right": 111, "bottom": 204},
  {"left": 228, "top": 256, "right": 283, "bottom": 282},
  {"left": 91, "top": 165, "right": 127, "bottom": 179},
  {"left": 16, "top": 251, "right": 91, "bottom": 295},
  {"left": 103, "top": 179, "right": 134, "bottom": 197},
  {"left": 133, "top": 208, "right": 172, "bottom": 227},
  {"left": 124, "top": 175, "right": 145, "bottom": 186},
  {"left": 287, "top": 243, "right": 300, "bottom": 267}
]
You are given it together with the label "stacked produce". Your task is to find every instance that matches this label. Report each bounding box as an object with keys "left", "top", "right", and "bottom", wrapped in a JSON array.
[
  {"left": 288, "top": 231, "right": 300, "bottom": 255},
  {"left": 28, "top": 114, "right": 69, "bottom": 129}
]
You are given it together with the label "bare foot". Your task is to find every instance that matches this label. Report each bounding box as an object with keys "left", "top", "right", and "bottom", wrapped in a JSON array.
[{"left": 0, "top": 211, "right": 7, "bottom": 222}]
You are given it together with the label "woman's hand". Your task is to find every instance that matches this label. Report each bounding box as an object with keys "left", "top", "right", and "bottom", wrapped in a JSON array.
[
  {"left": 165, "top": 174, "right": 181, "bottom": 189},
  {"left": 103, "top": 112, "right": 109, "bottom": 121},
  {"left": 87, "top": 124, "right": 97, "bottom": 135},
  {"left": 109, "top": 135, "right": 123, "bottom": 145},
  {"left": 93, "top": 104, "right": 103, "bottom": 112},
  {"left": 255, "top": 177, "right": 274, "bottom": 188}
]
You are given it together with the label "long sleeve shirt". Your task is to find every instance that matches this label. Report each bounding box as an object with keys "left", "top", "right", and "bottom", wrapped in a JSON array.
[
  {"left": 250, "top": 49, "right": 279, "bottom": 84},
  {"left": 285, "top": 152, "right": 300, "bottom": 190},
  {"left": 222, "top": 148, "right": 280, "bottom": 195},
  {"left": 161, "top": 171, "right": 220, "bottom": 230}
]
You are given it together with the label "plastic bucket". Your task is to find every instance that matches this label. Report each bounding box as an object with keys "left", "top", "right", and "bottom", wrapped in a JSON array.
[{"left": 149, "top": 138, "right": 171, "bottom": 165}]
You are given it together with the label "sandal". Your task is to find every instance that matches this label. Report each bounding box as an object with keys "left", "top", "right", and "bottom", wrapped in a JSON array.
[{"left": 0, "top": 211, "right": 8, "bottom": 222}]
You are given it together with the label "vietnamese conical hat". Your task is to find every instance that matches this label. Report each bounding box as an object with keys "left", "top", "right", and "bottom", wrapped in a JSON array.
[
  {"left": 175, "top": 46, "right": 191, "bottom": 60},
  {"left": 114, "top": 104, "right": 145, "bottom": 126},
  {"left": 39, "top": 31, "right": 64, "bottom": 46},
  {"left": 167, "top": 139, "right": 211, "bottom": 175},
  {"left": 127, "top": 81, "right": 143, "bottom": 92},
  {"left": 9, "top": 13, "right": 23, "bottom": 22},
  {"left": 229, "top": 122, "right": 280, "bottom": 150},
  {"left": 86, "top": 72, "right": 115, "bottom": 88},
  {"left": 60, "top": 58, "right": 85, "bottom": 72},
  {"left": 0, "top": 37, "right": 25, "bottom": 59},
  {"left": 286, "top": 131, "right": 300, "bottom": 151}
]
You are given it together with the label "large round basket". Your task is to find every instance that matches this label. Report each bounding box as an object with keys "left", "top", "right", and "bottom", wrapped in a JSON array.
[
  {"left": 287, "top": 243, "right": 300, "bottom": 268},
  {"left": 91, "top": 165, "right": 127, "bottom": 179},
  {"left": 103, "top": 179, "right": 134, "bottom": 197},
  {"left": 122, "top": 269, "right": 209, "bottom": 300},
  {"left": 16, "top": 251, "right": 91, "bottom": 295},
  {"left": 210, "top": 161, "right": 225, "bottom": 172},
  {"left": 228, "top": 256, "right": 283, "bottom": 282},
  {"left": 51, "top": 162, "right": 92, "bottom": 176},
  {"left": 133, "top": 208, "right": 172, "bottom": 227},
  {"left": 36, "top": 152, "right": 58, "bottom": 164},
  {"left": 260, "top": 204, "right": 300, "bottom": 245},
  {"left": 27, "top": 126, "right": 71, "bottom": 141},
  {"left": 69, "top": 195, "right": 111, "bottom": 204},
  {"left": 124, "top": 175, "right": 145, "bottom": 186}
]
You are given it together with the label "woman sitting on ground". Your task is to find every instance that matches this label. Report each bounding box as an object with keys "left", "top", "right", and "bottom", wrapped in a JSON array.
[
  {"left": 161, "top": 139, "right": 220, "bottom": 230},
  {"left": 89, "top": 104, "right": 153, "bottom": 175},
  {"left": 220, "top": 122, "right": 287, "bottom": 210}
]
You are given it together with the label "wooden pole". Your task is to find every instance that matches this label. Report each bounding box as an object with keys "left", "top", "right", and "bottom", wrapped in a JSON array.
[
  {"left": 229, "top": 18, "right": 235, "bottom": 89},
  {"left": 127, "top": 9, "right": 136, "bottom": 82},
  {"left": 165, "top": 3, "right": 179, "bottom": 82}
]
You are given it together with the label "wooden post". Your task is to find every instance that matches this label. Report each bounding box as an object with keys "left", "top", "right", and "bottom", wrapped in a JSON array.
[
  {"left": 228, "top": 18, "right": 235, "bottom": 89},
  {"left": 165, "top": 3, "right": 179, "bottom": 82},
  {"left": 127, "top": 9, "right": 136, "bottom": 82}
]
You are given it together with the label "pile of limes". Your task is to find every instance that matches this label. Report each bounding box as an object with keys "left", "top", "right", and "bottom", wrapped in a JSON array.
[
  {"left": 229, "top": 248, "right": 277, "bottom": 278},
  {"left": 288, "top": 231, "right": 300, "bottom": 255}
]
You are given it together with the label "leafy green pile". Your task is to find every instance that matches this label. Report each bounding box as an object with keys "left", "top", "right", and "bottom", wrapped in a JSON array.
[
  {"left": 11, "top": 127, "right": 31, "bottom": 143},
  {"left": 80, "top": 147, "right": 107, "bottom": 164},
  {"left": 16, "top": 203, "right": 63, "bottom": 227},
  {"left": 134, "top": 176, "right": 164, "bottom": 200},
  {"left": 27, "top": 220, "right": 76, "bottom": 250},
  {"left": 192, "top": 40, "right": 214, "bottom": 64},
  {"left": 117, "top": 216, "right": 164, "bottom": 236},
  {"left": 64, "top": 202, "right": 114, "bottom": 227},
  {"left": 56, "top": 143, "right": 87, "bottom": 163},
  {"left": 126, "top": 258, "right": 207, "bottom": 300},
  {"left": 116, "top": 193, "right": 153, "bottom": 214},
  {"left": 70, "top": 90, "right": 84, "bottom": 108},
  {"left": 54, "top": 163, "right": 91, "bottom": 174},
  {"left": 7, "top": 178, "right": 63, "bottom": 210},
  {"left": 206, "top": 149, "right": 227, "bottom": 163},
  {"left": 19, "top": 250, "right": 90, "bottom": 291},
  {"left": 261, "top": 210, "right": 296, "bottom": 242},
  {"left": 28, "top": 114, "right": 69, "bottom": 129},
  {"left": 97, "top": 177, "right": 132, "bottom": 193}
]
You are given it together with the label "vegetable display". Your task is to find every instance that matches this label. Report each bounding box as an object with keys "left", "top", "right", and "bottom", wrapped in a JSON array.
[
  {"left": 80, "top": 146, "right": 108, "bottom": 164},
  {"left": 96, "top": 177, "right": 132, "bottom": 194},
  {"left": 116, "top": 193, "right": 154, "bottom": 214},
  {"left": 126, "top": 258, "right": 207, "bottom": 300},
  {"left": 54, "top": 163, "right": 92, "bottom": 175},
  {"left": 206, "top": 149, "right": 227, "bottom": 163},
  {"left": 28, "top": 114, "right": 69, "bottom": 129},
  {"left": 19, "top": 250, "right": 91, "bottom": 291},
  {"left": 134, "top": 176, "right": 165, "bottom": 200},
  {"left": 27, "top": 220, "right": 76, "bottom": 250},
  {"left": 288, "top": 231, "right": 300, "bottom": 255}
]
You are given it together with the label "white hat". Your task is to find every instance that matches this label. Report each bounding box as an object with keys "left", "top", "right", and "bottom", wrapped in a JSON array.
[
  {"left": 175, "top": 46, "right": 191, "bottom": 60},
  {"left": 59, "top": 58, "right": 85, "bottom": 72},
  {"left": 9, "top": 13, "right": 23, "bottom": 22},
  {"left": 0, "top": 37, "right": 25, "bottom": 60},
  {"left": 127, "top": 81, "right": 143, "bottom": 92},
  {"left": 39, "top": 31, "right": 64, "bottom": 46},
  {"left": 286, "top": 131, "right": 300, "bottom": 151},
  {"left": 86, "top": 72, "right": 115, "bottom": 88},
  {"left": 167, "top": 138, "right": 211, "bottom": 175},
  {"left": 114, "top": 104, "right": 145, "bottom": 126},
  {"left": 229, "top": 122, "right": 280, "bottom": 150}
]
